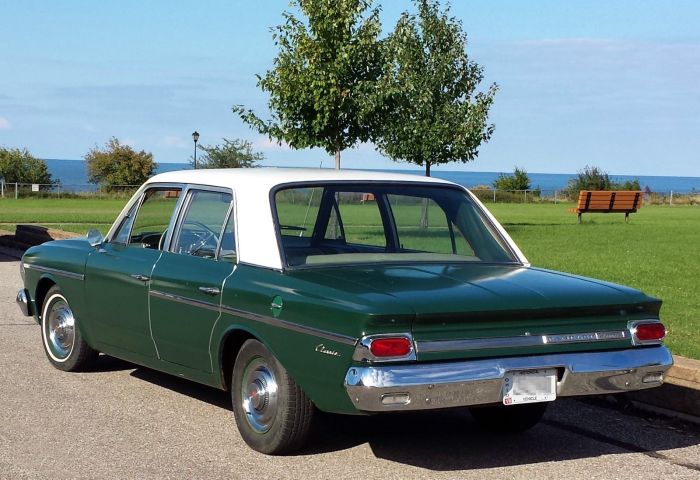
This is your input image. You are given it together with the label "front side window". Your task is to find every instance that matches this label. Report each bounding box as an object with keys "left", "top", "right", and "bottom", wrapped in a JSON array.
[
  {"left": 172, "top": 190, "right": 232, "bottom": 259},
  {"left": 275, "top": 184, "right": 516, "bottom": 267},
  {"left": 114, "top": 187, "right": 181, "bottom": 248}
]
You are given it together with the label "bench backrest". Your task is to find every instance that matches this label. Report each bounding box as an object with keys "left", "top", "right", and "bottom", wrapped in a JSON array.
[{"left": 576, "top": 191, "right": 643, "bottom": 211}]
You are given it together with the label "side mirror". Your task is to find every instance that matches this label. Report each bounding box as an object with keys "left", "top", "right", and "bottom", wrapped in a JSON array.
[{"left": 86, "top": 229, "right": 104, "bottom": 247}]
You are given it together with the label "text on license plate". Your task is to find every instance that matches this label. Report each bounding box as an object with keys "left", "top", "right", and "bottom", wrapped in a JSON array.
[{"left": 502, "top": 369, "right": 557, "bottom": 405}]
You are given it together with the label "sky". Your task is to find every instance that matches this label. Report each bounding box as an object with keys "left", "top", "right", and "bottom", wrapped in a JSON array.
[{"left": 1, "top": 0, "right": 699, "bottom": 177}]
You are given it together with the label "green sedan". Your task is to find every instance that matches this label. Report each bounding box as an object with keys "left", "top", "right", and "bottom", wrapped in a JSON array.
[{"left": 16, "top": 168, "right": 672, "bottom": 454}]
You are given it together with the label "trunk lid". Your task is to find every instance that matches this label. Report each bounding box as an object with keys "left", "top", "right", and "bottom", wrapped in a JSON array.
[{"left": 292, "top": 263, "right": 659, "bottom": 361}]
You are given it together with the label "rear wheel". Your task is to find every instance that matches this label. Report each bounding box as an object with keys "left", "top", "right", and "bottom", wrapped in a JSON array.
[
  {"left": 469, "top": 402, "right": 548, "bottom": 433},
  {"left": 231, "top": 339, "right": 315, "bottom": 455},
  {"left": 41, "top": 285, "right": 98, "bottom": 371}
]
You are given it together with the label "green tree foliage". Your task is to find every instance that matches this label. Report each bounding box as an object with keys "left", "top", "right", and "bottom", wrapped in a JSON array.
[
  {"left": 493, "top": 167, "right": 532, "bottom": 191},
  {"left": 565, "top": 165, "right": 641, "bottom": 196},
  {"left": 233, "top": 0, "right": 384, "bottom": 169},
  {"left": 375, "top": 0, "right": 497, "bottom": 176},
  {"left": 0, "top": 146, "right": 54, "bottom": 185},
  {"left": 191, "top": 138, "right": 263, "bottom": 169},
  {"left": 85, "top": 138, "right": 156, "bottom": 189}
]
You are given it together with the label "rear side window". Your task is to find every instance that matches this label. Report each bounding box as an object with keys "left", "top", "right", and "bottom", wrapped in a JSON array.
[{"left": 172, "top": 190, "right": 232, "bottom": 259}]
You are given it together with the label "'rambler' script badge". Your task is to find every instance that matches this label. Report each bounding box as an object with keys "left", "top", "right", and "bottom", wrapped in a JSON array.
[{"left": 315, "top": 344, "right": 341, "bottom": 357}]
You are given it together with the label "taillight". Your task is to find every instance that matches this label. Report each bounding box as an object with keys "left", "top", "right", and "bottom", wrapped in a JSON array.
[
  {"left": 370, "top": 337, "right": 412, "bottom": 357},
  {"left": 631, "top": 321, "right": 666, "bottom": 344},
  {"left": 352, "top": 334, "right": 416, "bottom": 362}
]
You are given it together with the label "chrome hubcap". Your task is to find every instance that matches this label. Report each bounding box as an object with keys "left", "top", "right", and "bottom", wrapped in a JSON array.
[
  {"left": 46, "top": 299, "right": 75, "bottom": 359},
  {"left": 241, "top": 358, "right": 278, "bottom": 433}
]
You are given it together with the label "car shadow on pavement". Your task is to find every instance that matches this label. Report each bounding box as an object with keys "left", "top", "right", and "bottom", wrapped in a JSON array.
[
  {"left": 303, "top": 400, "right": 700, "bottom": 471},
  {"left": 129, "top": 366, "right": 231, "bottom": 410},
  {"left": 104, "top": 362, "right": 700, "bottom": 471}
]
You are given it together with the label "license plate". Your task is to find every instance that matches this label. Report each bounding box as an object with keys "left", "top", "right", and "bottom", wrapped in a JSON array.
[{"left": 502, "top": 369, "right": 557, "bottom": 405}]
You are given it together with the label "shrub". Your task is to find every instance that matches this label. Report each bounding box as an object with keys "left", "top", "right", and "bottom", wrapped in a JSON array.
[
  {"left": 85, "top": 138, "right": 156, "bottom": 190},
  {"left": 0, "top": 146, "right": 54, "bottom": 186},
  {"left": 565, "top": 165, "right": 641, "bottom": 196}
]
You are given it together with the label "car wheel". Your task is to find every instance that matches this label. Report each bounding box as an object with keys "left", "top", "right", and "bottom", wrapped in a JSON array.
[
  {"left": 231, "top": 339, "right": 315, "bottom": 455},
  {"left": 41, "top": 285, "right": 98, "bottom": 371},
  {"left": 469, "top": 402, "right": 548, "bottom": 433}
]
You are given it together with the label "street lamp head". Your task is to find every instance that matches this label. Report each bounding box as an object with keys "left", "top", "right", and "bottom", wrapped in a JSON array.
[{"left": 192, "top": 131, "right": 200, "bottom": 143}]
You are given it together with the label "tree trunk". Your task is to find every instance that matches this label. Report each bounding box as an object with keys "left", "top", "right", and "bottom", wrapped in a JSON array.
[
  {"left": 420, "top": 162, "right": 431, "bottom": 229},
  {"left": 335, "top": 148, "right": 341, "bottom": 170}
]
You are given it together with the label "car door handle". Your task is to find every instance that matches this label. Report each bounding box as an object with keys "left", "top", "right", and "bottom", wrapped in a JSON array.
[
  {"left": 130, "top": 274, "right": 150, "bottom": 282},
  {"left": 198, "top": 286, "right": 220, "bottom": 296}
]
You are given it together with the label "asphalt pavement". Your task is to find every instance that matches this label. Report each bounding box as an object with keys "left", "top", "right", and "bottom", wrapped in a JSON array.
[{"left": 1, "top": 253, "right": 699, "bottom": 479}]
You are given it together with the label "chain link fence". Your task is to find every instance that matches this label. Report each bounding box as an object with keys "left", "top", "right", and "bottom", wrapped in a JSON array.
[{"left": 0, "top": 182, "right": 697, "bottom": 205}]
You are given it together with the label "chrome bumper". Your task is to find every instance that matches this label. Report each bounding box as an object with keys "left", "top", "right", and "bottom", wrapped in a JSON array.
[
  {"left": 344, "top": 346, "right": 673, "bottom": 412},
  {"left": 16, "top": 289, "right": 32, "bottom": 317}
]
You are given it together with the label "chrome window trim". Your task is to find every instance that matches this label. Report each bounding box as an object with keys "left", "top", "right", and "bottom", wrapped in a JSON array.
[
  {"left": 352, "top": 333, "right": 417, "bottom": 362},
  {"left": 148, "top": 289, "right": 356, "bottom": 346},
  {"left": 416, "top": 329, "right": 631, "bottom": 354},
  {"left": 23, "top": 263, "right": 85, "bottom": 281}
]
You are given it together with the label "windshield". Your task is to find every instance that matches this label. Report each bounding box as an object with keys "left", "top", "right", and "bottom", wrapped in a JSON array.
[{"left": 274, "top": 183, "right": 518, "bottom": 267}]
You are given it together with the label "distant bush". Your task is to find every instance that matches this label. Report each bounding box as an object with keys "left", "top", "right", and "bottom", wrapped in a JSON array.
[
  {"left": 191, "top": 138, "right": 263, "bottom": 169},
  {"left": 493, "top": 167, "right": 531, "bottom": 191},
  {"left": 565, "top": 165, "right": 641, "bottom": 197},
  {"left": 0, "top": 146, "right": 54, "bottom": 186},
  {"left": 85, "top": 138, "right": 156, "bottom": 190}
]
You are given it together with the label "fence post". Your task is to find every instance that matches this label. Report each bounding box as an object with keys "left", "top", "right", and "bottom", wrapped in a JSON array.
[
  {"left": 99, "top": 185, "right": 102, "bottom": 199},
  {"left": 554, "top": 190, "right": 558, "bottom": 204},
  {"left": 670, "top": 190, "right": 673, "bottom": 206},
  {"left": 58, "top": 185, "right": 61, "bottom": 198},
  {"left": 493, "top": 189, "right": 496, "bottom": 203},
  {"left": 15, "top": 182, "right": 18, "bottom": 199},
  {"left": 524, "top": 190, "right": 528, "bottom": 203}
]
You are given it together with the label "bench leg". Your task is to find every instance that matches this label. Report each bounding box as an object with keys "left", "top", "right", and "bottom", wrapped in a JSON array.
[
  {"left": 578, "top": 213, "right": 582, "bottom": 224},
  {"left": 625, "top": 212, "right": 629, "bottom": 223}
]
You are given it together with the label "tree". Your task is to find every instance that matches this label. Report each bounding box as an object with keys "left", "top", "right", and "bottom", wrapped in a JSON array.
[
  {"left": 233, "top": 0, "right": 384, "bottom": 169},
  {"left": 375, "top": 0, "right": 497, "bottom": 177},
  {"left": 85, "top": 138, "right": 156, "bottom": 189},
  {"left": 493, "top": 167, "right": 531, "bottom": 191},
  {"left": 190, "top": 138, "right": 263, "bottom": 169},
  {"left": 0, "top": 146, "right": 54, "bottom": 185}
]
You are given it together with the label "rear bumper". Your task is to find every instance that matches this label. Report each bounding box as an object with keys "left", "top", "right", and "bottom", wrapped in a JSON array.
[
  {"left": 16, "top": 289, "right": 32, "bottom": 317},
  {"left": 344, "top": 346, "right": 673, "bottom": 412}
]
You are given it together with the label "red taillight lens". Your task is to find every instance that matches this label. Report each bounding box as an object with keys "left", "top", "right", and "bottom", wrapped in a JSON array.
[
  {"left": 635, "top": 322, "right": 666, "bottom": 342},
  {"left": 370, "top": 337, "right": 412, "bottom": 357}
]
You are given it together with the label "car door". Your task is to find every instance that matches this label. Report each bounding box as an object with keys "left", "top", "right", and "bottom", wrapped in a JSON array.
[
  {"left": 85, "top": 186, "right": 182, "bottom": 359},
  {"left": 149, "top": 187, "right": 235, "bottom": 372}
]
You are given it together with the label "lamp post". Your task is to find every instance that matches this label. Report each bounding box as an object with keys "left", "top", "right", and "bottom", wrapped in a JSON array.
[{"left": 192, "top": 131, "right": 200, "bottom": 169}]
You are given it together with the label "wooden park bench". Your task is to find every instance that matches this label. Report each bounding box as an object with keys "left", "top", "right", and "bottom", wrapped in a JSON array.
[{"left": 570, "top": 190, "right": 643, "bottom": 223}]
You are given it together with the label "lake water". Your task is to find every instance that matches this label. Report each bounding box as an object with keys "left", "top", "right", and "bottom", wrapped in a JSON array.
[{"left": 43, "top": 158, "right": 699, "bottom": 193}]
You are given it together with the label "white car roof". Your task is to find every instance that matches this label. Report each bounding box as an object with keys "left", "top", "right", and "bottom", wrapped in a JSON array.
[
  {"left": 147, "top": 167, "right": 454, "bottom": 191},
  {"left": 135, "top": 167, "right": 527, "bottom": 270}
]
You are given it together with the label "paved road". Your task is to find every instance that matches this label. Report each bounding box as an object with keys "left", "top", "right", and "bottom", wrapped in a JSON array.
[{"left": 1, "top": 253, "right": 699, "bottom": 479}]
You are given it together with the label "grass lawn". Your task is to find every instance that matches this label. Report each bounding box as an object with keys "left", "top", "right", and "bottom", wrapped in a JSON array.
[{"left": 1, "top": 196, "right": 698, "bottom": 358}]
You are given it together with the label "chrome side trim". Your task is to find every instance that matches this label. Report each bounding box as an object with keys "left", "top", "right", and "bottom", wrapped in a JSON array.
[
  {"left": 219, "top": 304, "right": 357, "bottom": 346},
  {"left": 150, "top": 289, "right": 356, "bottom": 346},
  {"left": 417, "top": 329, "right": 630, "bottom": 354},
  {"left": 345, "top": 346, "right": 673, "bottom": 412},
  {"left": 149, "top": 290, "right": 220, "bottom": 313},
  {"left": 23, "top": 263, "right": 85, "bottom": 281}
]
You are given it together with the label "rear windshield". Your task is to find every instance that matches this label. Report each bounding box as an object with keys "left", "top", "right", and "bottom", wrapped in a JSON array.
[{"left": 274, "top": 183, "right": 518, "bottom": 267}]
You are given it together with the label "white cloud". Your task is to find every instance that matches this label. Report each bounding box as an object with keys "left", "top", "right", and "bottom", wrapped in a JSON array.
[
  {"left": 0, "top": 117, "right": 11, "bottom": 129},
  {"left": 252, "top": 136, "right": 291, "bottom": 151},
  {"left": 163, "top": 135, "right": 189, "bottom": 148}
]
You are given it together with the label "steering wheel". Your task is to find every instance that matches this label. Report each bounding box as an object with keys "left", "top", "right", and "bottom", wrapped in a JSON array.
[{"left": 181, "top": 220, "right": 219, "bottom": 256}]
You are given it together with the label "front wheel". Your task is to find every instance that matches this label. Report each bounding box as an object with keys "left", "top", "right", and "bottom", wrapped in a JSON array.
[
  {"left": 41, "top": 285, "right": 98, "bottom": 371},
  {"left": 469, "top": 402, "right": 548, "bottom": 433},
  {"left": 231, "top": 339, "right": 315, "bottom": 455}
]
